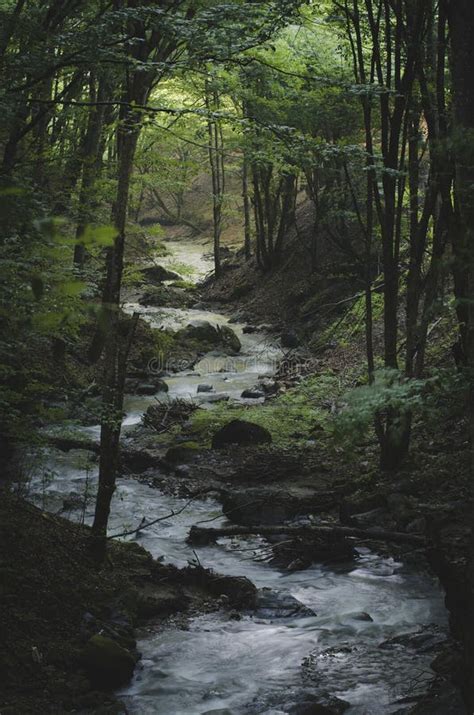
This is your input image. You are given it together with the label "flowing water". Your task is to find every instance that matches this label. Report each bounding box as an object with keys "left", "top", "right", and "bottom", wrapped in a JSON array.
[{"left": 26, "top": 240, "right": 450, "bottom": 714}]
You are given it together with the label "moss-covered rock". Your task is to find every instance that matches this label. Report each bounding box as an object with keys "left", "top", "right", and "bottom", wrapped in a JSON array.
[
  {"left": 81, "top": 634, "right": 136, "bottom": 689},
  {"left": 211, "top": 419, "right": 272, "bottom": 448},
  {"left": 165, "top": 441, "right": 202, "bottom": 464},
  {"left": 219, "top": 324, "right": 241, "bottom": 353}
]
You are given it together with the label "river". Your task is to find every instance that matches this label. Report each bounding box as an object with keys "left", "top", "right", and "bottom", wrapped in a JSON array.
[{"left": 26, "top": 240, "right": 449, "bottom": 715}]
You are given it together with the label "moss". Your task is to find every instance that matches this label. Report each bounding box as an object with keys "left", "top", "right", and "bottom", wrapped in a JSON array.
[
  {"left": 170, "top": 279, "right": 196, "bottom": 290},
  {"left": 189, "top": 375, "right": 339, "bottom": 447},
  {"left": 165, "top": 441, "right": 202, "bottom": 463}
]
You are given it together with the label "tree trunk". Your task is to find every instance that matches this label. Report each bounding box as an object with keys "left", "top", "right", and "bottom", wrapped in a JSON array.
[
  {"left": 242, "top": 157, "right": 252, "bottom": 259},
  {"left": 73, "top": 75, "right": 108, "bottom": 267},
  {"left": 188, "top": 523, "right": 426, "bottom": 547}
]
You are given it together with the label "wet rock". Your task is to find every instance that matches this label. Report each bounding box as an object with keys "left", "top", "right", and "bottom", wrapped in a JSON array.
[
  {"left": 165, "top": 443, "right": 201, "bottom": 465},
  {"left": 379, "top": 626, "right": 447, "bottom": 653},
  {"left": 346, "top": 611, "right": 374, "bottom": 622},
  {"left": 199, "top": 393, "right": 230, "bottom": 404},
  {"left": 288, "top": 694, "right": 350, "bottom": 714},
  {"left": 136, "top": 585, "right": 188, "bottom": 620},
  {"left": 349, "top": 507, "right": 393, "bottom": 530},
  {"left": 271, "top": 534, "right": 356, "bottom": 570},
  {"left": 135, "top": 379, "right": 169, "bottom": 395},
  {"left": 81, "top": 634, "right": 136, "bottom": 689},
  {"left": 120, "top": 445, "right": 164, "bottom": 473},
  {"left": 260, "top": 378, "right": 278, "bottom": 395},
  {"left": 139, "top": 265, "right": 182, "bottom": 283},
  {"left": 281, "top": 331, "right": 300, "bottom": 348},
  {"left": 48, "top": 434, "right": 99, "bottom": 454},
  {"left": 182, "top": 319, "right": 221, "bottom": 344},
  {"left": 211, "top": 419, "right": 272, "bottom": 449},
  {"left": 197, "top": 384, "right": 214, "bottom": 393},
  {"left": 243, "top": 325, "right": 258, "bottom": 334},
  {"left": 254, "top": 589, "right": 316, "bottom": 619},
  {"left": 205, "top": 574, "right": 257, "bottom": 609},
  {"left": 339, "top": 494, "right": 386, "bottom": 525},
  {"left": 241, "top": 388, "right": 265, "bottom": 399},
  {"left": 218, "top": 324, "right": 241, "bottom": 353}
]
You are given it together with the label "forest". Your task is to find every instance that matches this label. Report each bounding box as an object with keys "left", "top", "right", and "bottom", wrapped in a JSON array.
[{"left": 0, "top": 0, "right": 473, "bottom": 713}]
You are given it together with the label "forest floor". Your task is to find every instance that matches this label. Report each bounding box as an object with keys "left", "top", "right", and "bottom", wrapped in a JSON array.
[{"left": 0, "top": 494, "right": 256, "bottom": 714}]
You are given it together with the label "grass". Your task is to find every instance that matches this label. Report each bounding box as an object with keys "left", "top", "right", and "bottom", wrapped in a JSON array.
[{"left": 189, "top": 372, "right": 345, "bottom": 447}]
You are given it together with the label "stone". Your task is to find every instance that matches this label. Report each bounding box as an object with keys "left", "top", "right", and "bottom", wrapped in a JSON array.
[
  {"left": 241, "top": 388, "right": 265, "bottom": 399},
  {"left": 218, "top": 324, "right": 241, "bottom": 353},
  {"left": 211, "top": 419, "right": 272, "bottom": 448},
  {"left": 199, "top": 393, "right": 230, "bottom": 404},
  {"left": 197, "top": 384, "right": 214, "bottom": 393},
  {"left": 260, "top": 378, "right": 278, "bottom": 395},
  {"left": 136, "top": 585, "right": 187, "bottom": 619},
  {"left": 165, "top": 443, "right": 201, "bottom": 464},
  {"left": 272, "top": 534, "right": 356, "bottom": 570},
  {"left": 139, "top": 265, "right": 182, "bottom": 283},
  {"left": 135, "top": 380, "right": 168, "bottom": 395},
  {"left": 242, "top": 325, "right": 258, "bottom": 334},
  {"left": 81, "top": 634, "right": 136, "bottom": 689},
  {"left": 183, "top": 320, "right": 221, "bottom": 344},
  {"left": 254, "top": 589, "right": 316, "bottom": 619},
  {"left": 379, "top": 626, "right": 446, "bottom": 653},
  {"left": 346, "top": 611, "right": 374, "bottom": 622}
]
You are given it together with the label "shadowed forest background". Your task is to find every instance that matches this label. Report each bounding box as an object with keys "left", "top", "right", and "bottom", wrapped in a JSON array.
[{"left": 1, "top": 1, "right": 474, "bottom": 714}]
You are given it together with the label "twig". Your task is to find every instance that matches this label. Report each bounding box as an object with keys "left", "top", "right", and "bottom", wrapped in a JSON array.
[{"left": 107, "top": 489, "right": 212, "bottom": 540}]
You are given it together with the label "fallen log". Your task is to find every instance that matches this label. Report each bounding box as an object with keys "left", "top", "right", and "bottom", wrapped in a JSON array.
[{"left": 187, "top": 523, "right": 426, "bottom": 547}]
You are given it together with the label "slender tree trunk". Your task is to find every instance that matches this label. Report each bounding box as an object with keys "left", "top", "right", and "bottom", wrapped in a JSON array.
[
  {"left": 242, "top": 157, "right": 252, "bottom": 260},
  {"left": 205, "top": 82, "right": 224, "bottom": 279},
  {"left": 90, "top": 118, "right": 141, "bottom": 559},
  {"left": 73, "top": 75, "right": 108, "bottom": 267}
]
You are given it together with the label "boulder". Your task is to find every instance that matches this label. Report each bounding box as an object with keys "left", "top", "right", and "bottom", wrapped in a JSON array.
[
  {"left": 135, "top": 379, "right": 168, "bottom": 395},
  {"left": 271, "top": 534, "right": 356, "bottom": 570},
  {"left": 209, "top": 574, "right": 257, "bottom": 609},
  {"left": 139, "top": 265, "right": 182, "bottom": 283},
  {"left": 345, "top": 611, "right": 374, "bottom": 622},
  {"left": 81, "top": 634, "right": 136, "bottom": 689},
  {"left": 197, "top": 384, "right": 214, "bottom": 393},
  {"left": 218, "top": 324, "right": 241, "bottom": 353},
  {"left": 136, "top": 585, "right": 188, "bottom": 619},
  {"left": 254, "top": 589, "right": 316, "bottom": 619},
  {"left": 242, "top": 325, "right": 258, "bottom": 334},
  {"left": 211, "top": 419, "right": 272, "bottom": 449},
  {"left": 198, "top": 393, "right": 230, "bottom": 404},
  {"left": 241, "top": 388, "right": 265, "bottom": 399},
  {"left": 165, "top": 442, "right": 201, "bottom": 464},
  {"left": 183, "top": 320, "right": 221, "bottom": 344}
]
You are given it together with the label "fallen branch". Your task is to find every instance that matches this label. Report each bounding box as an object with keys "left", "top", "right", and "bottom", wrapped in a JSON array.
[
  {"left": 187, "top": 523, "right": 426, "bottom": 547},
  {"left": 107, "top": 487, "right": 218, "bottom": 540}
]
